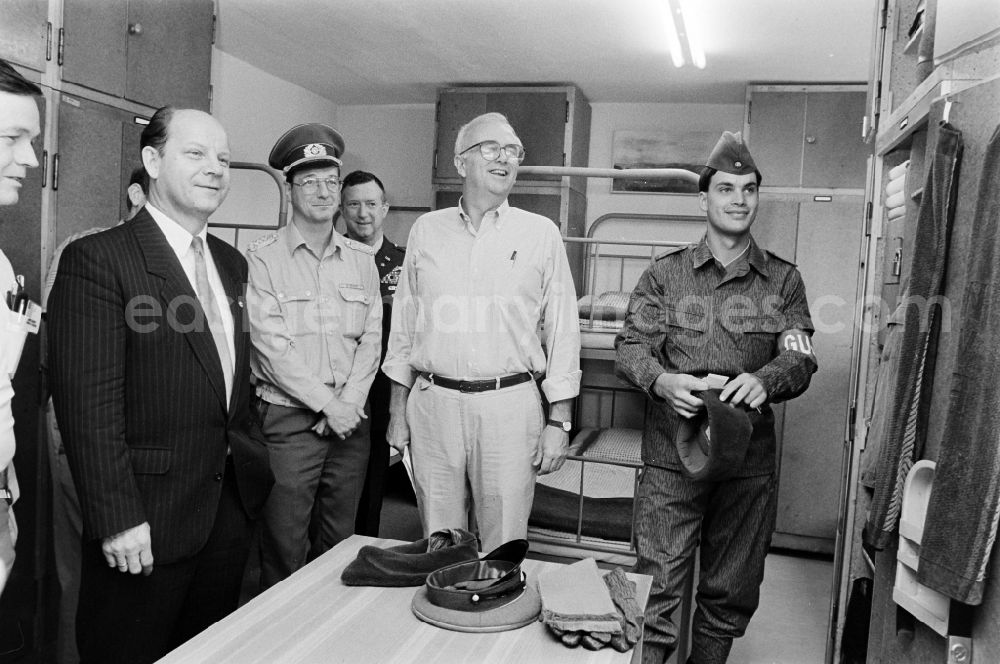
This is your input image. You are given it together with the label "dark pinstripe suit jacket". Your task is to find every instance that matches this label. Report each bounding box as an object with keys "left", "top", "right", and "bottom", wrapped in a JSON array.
[{"left": 47, "top": 210, "right": 273, "bottom": 564}]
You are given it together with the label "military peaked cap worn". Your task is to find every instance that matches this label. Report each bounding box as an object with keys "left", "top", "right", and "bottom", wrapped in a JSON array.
[
  {"left": 706, "top": 130, "right": 757, "bottom": 175},
  {"left": 268, "top": 123, "right": 346, "bottom": 173}
]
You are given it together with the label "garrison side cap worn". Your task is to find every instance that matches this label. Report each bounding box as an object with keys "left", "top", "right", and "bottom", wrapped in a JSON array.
[
  {"left": 706, "top": 130, "right": 757, "bottom": 176},
  {"left": 268, "top": 123, "right": 346, "bottom": 173},
  {"left": 674, "top": 389, "right": 754, "bottom": 481}
]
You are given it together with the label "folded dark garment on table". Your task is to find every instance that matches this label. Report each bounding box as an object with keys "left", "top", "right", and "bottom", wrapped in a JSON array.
[{"left": 341, "top": 528, "right": 479, "bottom": 587}]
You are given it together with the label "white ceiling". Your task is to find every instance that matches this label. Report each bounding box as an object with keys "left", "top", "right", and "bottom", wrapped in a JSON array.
[{"left": 215, "top": 0, "right": 876, "bottom": 106}]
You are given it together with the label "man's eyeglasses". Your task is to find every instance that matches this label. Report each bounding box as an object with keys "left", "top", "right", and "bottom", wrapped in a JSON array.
[
  {"left": 458, "top": 141, "right": 526, "bottom": 163},
  {"left": 292, "top": 177, "right": 340, "bottom": 193}
]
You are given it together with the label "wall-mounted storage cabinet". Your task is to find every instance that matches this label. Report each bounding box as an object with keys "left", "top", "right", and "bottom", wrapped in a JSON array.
[
  {"left": 61, "top": 0, "right": 213, "bottom": 110},
  {"left": 745, "top": 85, "right": 869, "bottom": 190},
  {"left": 54, "top": 95, "right": 149, "bottom": 245},
  {"left": 0, "top": 0, "right": 50, "bottom": 74}
]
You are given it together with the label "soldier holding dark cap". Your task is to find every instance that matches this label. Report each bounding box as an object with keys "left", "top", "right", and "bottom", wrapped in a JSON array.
[
  {"left": 615, "top": 131, "right": 817, "bottom": 663},
  {"left": 247, "top": 123, "right": 381, "bottom": 588}
]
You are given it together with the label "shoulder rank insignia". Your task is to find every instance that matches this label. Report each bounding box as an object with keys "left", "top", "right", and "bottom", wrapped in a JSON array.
[
  {"left": 654, "top": 245, "right": 687, "bottom": 261},
  {"left": 343, "top": 237, "right": 375, "bottom": 255},
  {"left": 247, "top": 232, "right": 278, "bottom": 252},
  {"left": 765, "top": 249, "right": 796, "bottom": 266}
]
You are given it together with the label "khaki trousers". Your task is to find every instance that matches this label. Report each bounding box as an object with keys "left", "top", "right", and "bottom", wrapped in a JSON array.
[{"left": 406, "top": 375, "right": 543, "bottom": 552}]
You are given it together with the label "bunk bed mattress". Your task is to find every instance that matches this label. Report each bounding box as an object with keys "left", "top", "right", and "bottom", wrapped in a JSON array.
[
  {"left": 529, "top": 427, "right": 642, "bottom": 543},
  {"left": 578, "top": 291, "right": 630, "bottom": 348}
]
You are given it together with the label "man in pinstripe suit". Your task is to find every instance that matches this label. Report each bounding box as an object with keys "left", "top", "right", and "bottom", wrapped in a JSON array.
[{"left": 48, "top": 107, "right": 273, "bottom": 664}]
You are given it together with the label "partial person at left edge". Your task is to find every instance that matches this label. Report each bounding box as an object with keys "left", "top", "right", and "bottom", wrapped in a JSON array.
[
  {"left": 0, "top": 57, "right": 42, "bottom": 596},
  {"left": 47, "top": 106, "right": 274, "bottom": 664}
]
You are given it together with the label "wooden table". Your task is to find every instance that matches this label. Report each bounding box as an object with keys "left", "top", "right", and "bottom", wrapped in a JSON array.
[{"left": 159, "top": 535, "right": 651, "bottom": 663}]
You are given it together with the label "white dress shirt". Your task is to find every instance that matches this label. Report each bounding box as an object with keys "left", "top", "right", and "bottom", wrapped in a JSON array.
[{"left": 146, "top": 204, "right": 236, "bottom": 403}]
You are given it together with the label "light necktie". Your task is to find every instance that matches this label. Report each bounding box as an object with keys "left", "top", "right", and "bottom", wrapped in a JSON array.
[{"left": 191, "top": 236, "right": 233, "bottom": 402}]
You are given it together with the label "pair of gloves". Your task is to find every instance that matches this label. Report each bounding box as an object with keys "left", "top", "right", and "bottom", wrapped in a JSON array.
[{"left": 537, "top": 559, "right": 643, "bottom": 652}]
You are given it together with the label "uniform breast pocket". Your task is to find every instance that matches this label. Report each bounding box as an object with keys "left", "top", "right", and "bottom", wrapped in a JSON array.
[
  {"left": 277, "top": 291, "right": 319, "bottom": 357},
  {"left": 337, "top": 285, "right": 371, "bottom": 339},
  {"left": 664, "top": 306, "right": 708, "bottom": 351}
]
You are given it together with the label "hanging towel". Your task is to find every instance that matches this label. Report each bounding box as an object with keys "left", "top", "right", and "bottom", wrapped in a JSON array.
[
  {"left": 864, "top": 122, "right": 963, "bottom": 550},
  {"left": 918, "top": 123, "right": 1000, "bottom": 604}
]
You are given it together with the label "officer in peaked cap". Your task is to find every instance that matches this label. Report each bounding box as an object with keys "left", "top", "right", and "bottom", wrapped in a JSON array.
[
  {"left": 248, "top": 122, "right": 382, "bottom": 590},
  {"left": 614, "top": 128, "right": 817, "bottom": 663},
  {"left": 268, "top": 123, "right": 346, "bottom": 177}
]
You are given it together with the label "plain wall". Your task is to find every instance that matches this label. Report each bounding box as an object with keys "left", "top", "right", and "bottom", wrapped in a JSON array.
[
  {"left": 210, "top": 48, "right": 339, "bottom": 233},
  {"left": 336, "top": 104, "right": 436, "bottom": 208},
  {"left": 585, "top": 101, "right": 746, "bottom": 229},
  {"left": 334, "top": 104, "right": 436, "bottom": 246}
]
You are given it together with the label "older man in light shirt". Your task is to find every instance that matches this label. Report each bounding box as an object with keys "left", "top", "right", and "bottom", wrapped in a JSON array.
[{"left": 383, "top": 112, "right": 581, "bottom": 551}]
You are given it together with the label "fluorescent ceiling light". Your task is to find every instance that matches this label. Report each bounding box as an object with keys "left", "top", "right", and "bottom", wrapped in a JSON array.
[{"left": 664, "top": 0, "right": 706, "bottom": 69}]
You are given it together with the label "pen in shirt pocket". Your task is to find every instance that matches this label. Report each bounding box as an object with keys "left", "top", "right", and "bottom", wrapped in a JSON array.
[
  {"left": 509, "top": 250, "right": 517, "bottom": 267},
  {"left": 6, "top": 275, "right": 25, "bottom": 310}
]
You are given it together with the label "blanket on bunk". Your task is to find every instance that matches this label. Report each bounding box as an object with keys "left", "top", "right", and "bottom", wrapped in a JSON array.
[
  {"left": 529, "top": 428, "right": 641, "bottom": 542},
  {"left": 577, "top": 291, "right": 630, "bottom": 324}
]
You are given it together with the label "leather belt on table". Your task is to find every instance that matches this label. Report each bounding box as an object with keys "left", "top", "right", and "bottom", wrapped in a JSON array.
[
  {"left": 425, "top": 539, "right": 529, "bottom": 612},
  {"left": 424, "top": 372, "right": 534, "bottom": 393}
]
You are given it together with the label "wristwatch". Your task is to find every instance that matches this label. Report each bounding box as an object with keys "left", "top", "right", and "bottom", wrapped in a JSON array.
[{"left": 546, "top": 418, "right": 572, "bottom": 432}]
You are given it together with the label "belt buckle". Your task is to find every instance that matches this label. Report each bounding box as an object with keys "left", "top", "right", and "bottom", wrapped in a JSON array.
[
  {"left": 459, "top": 380, "right": 476, "bottom": 393},
  {"left": 0, "top": 488, "right": 11, "bottom": 506}
]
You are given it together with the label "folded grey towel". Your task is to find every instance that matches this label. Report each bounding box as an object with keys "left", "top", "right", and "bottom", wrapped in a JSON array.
[{"left": 341, "top": 529, "right": 479, "bottom": 587}]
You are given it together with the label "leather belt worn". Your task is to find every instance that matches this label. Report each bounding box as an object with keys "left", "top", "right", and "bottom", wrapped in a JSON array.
[
  {"left": 0, "top": 468, "right": 11, "bottom": 506},
  {"left": 424, "top": 372, "right": 533, "bottom": 393},
  {"left": 425, "top": 539, "right": 529, "bottom": 612}
]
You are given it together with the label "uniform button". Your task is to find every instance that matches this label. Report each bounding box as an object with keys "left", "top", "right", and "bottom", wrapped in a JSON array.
[
  {"left": 213, "top": 472, "right": 223, "bottom": 482},
  {"left": 305, "top": 290, "right": 311, "bottom": 296},
  {"left": 277, "top": 292, "right": 285, "bottom": 298}
]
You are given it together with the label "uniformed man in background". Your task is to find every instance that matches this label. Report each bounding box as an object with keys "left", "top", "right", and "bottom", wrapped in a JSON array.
[
  {"left": 248, "top": 125, "right": 381, "bottom": 588},
  {"left": 615, "top": 131, "right": 817, "bottom": 664},
  {"left": 339, "top": 170, "right": 404, "bottom": 537}
]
